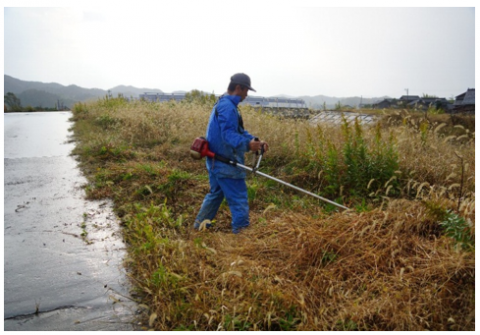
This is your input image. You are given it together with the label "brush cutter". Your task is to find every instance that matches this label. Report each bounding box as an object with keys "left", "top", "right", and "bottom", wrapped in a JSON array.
[{"left": 190, "top": 137, "right": 349, "bottom": 210}]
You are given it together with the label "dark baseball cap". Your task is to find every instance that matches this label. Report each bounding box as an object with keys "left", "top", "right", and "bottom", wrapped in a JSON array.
[{"left": 230, "top": 73, "right": 256, "bottom": 92}]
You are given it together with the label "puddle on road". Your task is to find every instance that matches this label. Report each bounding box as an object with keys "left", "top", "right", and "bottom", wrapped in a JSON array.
[{"left": 4, "top": 112, "right": 139, "bottom": 330}]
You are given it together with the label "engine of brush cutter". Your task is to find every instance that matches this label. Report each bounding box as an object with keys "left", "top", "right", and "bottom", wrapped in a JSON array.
[{"left": 190, "top": 137, "right": 214, "bottom": 160}]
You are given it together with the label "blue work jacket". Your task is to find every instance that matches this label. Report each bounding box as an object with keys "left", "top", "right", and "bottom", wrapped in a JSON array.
[{"left": 206, "top": 94, "right": 255, "bottom": 179}]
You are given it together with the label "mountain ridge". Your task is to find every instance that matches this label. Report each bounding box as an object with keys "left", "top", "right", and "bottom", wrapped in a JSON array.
[{"left": 4, "top": 75, "right": 387, "bottom": 109}]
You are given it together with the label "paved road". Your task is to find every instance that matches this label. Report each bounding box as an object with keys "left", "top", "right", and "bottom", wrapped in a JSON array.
[{"left": 4, "top": 112, "right": 137, "bottom": 330}]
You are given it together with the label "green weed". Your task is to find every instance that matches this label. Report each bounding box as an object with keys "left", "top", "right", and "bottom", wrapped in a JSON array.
[
  {"left": 439, "top": 211, "right": 474, "bottom": 251},
  {"left": 96, "top": 113, "right": 120, "bottom": 129},
  {"left": 335, "top": 318, "right": 358, "bottom": 331}
]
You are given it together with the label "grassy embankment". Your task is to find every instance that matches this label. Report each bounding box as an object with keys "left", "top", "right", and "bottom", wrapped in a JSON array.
[{"left": 70, "top": 96, "right": 474, "bottom": 331}]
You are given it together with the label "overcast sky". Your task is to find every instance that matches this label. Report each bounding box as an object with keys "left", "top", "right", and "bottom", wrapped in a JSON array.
[{"left": 3, "top": 1, "right": 476, "bottom": 98}]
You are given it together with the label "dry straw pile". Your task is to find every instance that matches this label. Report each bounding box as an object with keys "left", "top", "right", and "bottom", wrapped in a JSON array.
[{"left": 71, "top": 96, "right": 474, "bottom": 330}]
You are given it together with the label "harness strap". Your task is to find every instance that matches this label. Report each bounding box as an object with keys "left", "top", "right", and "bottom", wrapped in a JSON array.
[{"left": 215, "top": 105, "right": 244, "bottom": 132}]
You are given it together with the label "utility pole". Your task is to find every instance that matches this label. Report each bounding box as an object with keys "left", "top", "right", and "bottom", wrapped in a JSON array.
[{"left": 405, "top": 88, "right": 409, "bottom": 96}]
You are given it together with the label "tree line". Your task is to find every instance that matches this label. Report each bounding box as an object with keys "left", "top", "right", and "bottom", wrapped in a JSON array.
[{"left": 4, "top": 92, "right": 67, "bottom": 112}]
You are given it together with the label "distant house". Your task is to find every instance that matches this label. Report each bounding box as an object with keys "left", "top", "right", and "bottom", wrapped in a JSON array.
[
  {"left": 453, "top": 89, "right": 475, "bottom": 114},
  {"left": 407, "top": 97, "right": 449, "bottom": 111},
  {"left": 399, "top": 95, "right": 420, "bottom": 104},
  {"left": 373, "top": 99, "right": 397, "bottom": 109}
]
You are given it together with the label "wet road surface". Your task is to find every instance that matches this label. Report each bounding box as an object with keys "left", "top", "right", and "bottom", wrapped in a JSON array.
[{"left": 4, "top": 112, "right": 137, "bottom": 330}]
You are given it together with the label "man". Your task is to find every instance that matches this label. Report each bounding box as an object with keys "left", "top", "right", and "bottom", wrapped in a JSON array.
[{"left": 194, "top": 73, "right": 268, "bottom": 234}]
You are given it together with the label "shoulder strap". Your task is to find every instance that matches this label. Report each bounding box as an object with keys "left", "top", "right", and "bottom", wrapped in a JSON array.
[{"left": 214, "top": 103, "right": 244, "bottom": 131}]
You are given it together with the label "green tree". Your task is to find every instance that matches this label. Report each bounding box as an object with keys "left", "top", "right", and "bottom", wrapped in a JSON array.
[
  {"left": 184, "top": 90, "right": 216, "bottom": 105},
  {"left": 4, "top": 92, "right": 23, "bottom": 112}
]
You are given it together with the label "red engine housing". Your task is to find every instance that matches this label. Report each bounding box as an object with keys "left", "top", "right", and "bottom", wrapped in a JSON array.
[{"left": 190, "top": 137, "right": 214, "bottom": 159}]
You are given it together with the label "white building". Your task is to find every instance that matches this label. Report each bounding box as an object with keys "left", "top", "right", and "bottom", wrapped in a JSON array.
[{"left": 139, "top": 92, "right": 307, "bottom": 109}]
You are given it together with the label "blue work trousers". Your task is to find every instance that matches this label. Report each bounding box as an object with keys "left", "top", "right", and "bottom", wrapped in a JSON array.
[{"left": 195, "top": 170, "right": 249, "bottom": 234}]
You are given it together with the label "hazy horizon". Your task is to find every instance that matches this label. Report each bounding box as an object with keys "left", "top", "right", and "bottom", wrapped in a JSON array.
[{"left": 5, "top": 74, "right": 400, "bottom": 99}]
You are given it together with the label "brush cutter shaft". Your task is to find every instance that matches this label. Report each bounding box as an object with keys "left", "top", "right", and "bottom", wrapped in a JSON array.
[
  {"left": 190, "top": 137, "right": 348, "bottom": 210},
  {"left": 236, "top": 163, "right": 349, "bottom": 210}
]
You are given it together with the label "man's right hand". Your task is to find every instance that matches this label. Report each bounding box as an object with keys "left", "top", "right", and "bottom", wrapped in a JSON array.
[{"left": 249, "top": 138, "right": 268, "bottom": 153}]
